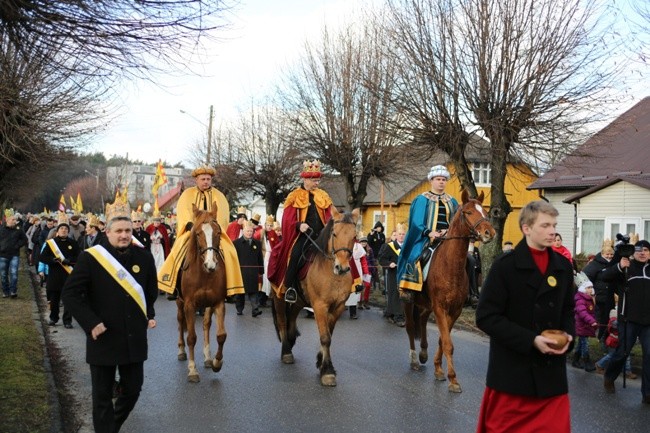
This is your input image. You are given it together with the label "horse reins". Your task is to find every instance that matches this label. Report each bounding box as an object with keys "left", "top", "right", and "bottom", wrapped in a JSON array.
[
  {"left": 440, "top": 210, "right": 489, "bottom": 242},
  {"left": 303, "top": 220, "right": 355, "bottom": 261}
]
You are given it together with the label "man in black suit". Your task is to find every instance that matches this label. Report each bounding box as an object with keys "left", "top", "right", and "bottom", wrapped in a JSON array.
[
  {"left": 63, "top": 209, "right": 158, "bottom": 433},
  {"left": 233, "top": 221, "right": 264, "bottom": 317}
]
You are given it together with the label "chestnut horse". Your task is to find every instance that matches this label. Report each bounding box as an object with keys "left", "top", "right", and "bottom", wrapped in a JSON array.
[
  {"left": 177, "top": 203, "right": 227, "bottom": 383},
  {"left": 271, "top": 208, "right": 359, "bottom": 386},
  {"left": 405, "top": 190, "right": 495, "bottom": 392}
]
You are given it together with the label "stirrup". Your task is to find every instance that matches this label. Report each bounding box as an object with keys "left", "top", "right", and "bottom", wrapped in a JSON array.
[{"left": 284, "top": 287, "right": 298, "bottom": 304}]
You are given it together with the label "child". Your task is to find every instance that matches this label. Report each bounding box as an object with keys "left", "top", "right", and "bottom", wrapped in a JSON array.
[
  {"left": 573, "top": 272, "right": 598, "bottom": 372},
  {"left": 595, "top": 309, "right": 635, "bottom": 378}
]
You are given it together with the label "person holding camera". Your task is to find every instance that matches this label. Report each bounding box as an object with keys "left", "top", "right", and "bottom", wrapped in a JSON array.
[{"left": 602, "top": 239, "right": 650, "bottom": 404}]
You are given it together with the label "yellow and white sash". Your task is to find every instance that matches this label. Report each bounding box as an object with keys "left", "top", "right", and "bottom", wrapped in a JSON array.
[
  {"left": 46, "top": 239, "right": 73, "bottom": 274},
  {"left": 86, "top": 245, "right": 148, "bottom": 319},
  {"left": 131, "top": 236, "right": 145, "bottom": 248}
]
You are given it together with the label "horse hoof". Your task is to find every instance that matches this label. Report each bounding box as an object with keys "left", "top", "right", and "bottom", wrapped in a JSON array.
[
  {"left": 188, "top": 374, "right": 200, "bottom": 383},
  {"left": 204, "top": 360, "right": 213, "bottom": 368},
  {"left": 178, "top": 353, "right": 187, "bottom": 361},
  {"left": 281, "top": 353, "right": 295, "bottom": 364},
  {"left": 419, "top": 353, "right": 428, "bottom": 364},
  {"left": 212, "top": 359, "right": 223, "bottom": 372},
  {"left": 410, "top": 363, "right": 422, "bottom": 371},
  {"left": 321, "top": 374, "right": 337, "bottom": 387},
  {"left": 434, "top": 372, "right": 446, "bottom": 381},
  {"left": 448, "top": 383, "right": 462, "bottom": 393}
]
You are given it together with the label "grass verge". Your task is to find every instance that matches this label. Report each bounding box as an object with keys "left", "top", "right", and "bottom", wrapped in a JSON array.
[{"left": 0, "top": 259, "right": 52, "bottom": 433}]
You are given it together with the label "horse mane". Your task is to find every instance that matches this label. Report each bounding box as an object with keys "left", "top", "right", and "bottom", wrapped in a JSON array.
[
  {"left": 185, "top": 209, "right": 218, "bottom": 268},
  {"left": 313, "top": 211, "right": 354, "bottom": 252}
]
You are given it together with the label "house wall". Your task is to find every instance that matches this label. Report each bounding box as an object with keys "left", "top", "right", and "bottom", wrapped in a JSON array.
[
  {"left": 575, "top": 181, "right": 650, "bottom": 254},
  {"left": 359, "top": 163, "right": 539, "bottom": 248},
  {"left": 543, "top": 190, "right": 578, "bottom": 254}
]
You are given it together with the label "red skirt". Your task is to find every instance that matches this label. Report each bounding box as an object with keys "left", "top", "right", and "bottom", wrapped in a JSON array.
[{"left": 476, "top": 387, "right": 570, "bottom": 433}]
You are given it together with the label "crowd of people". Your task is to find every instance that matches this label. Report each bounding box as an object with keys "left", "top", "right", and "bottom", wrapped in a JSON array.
[{"left": 2, "top": 160, "right": 649, "bottom": 433}]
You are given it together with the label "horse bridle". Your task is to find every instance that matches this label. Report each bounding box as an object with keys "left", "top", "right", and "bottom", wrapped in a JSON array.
[
  {"left": 441, "top": 208, "right": 490, "bottom": 242},
  {"left": 303, "top": 220, "right": 355, "bottom": 261},
  {"left": 195, "top": 222, "right": 222, "bottom": 257}
]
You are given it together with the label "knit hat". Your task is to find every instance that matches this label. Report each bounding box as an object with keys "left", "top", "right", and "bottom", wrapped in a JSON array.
[
  {"left": 635, "top": 240, "right": 650, "bottom": 252},
  {"left": 577, "top": 280, "right": 593, "bottom": 293}
]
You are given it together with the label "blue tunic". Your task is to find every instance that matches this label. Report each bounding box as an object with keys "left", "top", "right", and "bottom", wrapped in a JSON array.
[{"left": 397, "top": 192, "right": 458, "bottom": 291}]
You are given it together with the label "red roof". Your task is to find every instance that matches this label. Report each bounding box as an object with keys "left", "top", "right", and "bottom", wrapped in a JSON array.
[{"left": 528, "top": 97, "right": 650, "bottom": 190}]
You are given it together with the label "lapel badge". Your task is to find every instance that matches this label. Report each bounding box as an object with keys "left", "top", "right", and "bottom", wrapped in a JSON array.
[
  {"left": 132, "top": 265, "right": 140, "bottom": 273},
  {"left": 547, "top": 276, "right": 557, "bottom": 287},
  {"left": 68, "top": 245, "right": 72, "bottom": 249},
  {"left": 117, "top": 269, "right": 127, "bottom": 280}
]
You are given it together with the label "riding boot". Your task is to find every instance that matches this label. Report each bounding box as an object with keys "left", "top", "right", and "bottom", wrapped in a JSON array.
[
  {"left": 571, "top": 351, "right": 584, "bottom": 369},
  {"left": 583, "top": 354, "right": 596, "bottom": 372},
  {"left": 399, "top": 289, "right": 414, "bottom": 303}
]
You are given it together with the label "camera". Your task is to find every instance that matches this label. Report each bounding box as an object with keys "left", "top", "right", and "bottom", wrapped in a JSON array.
[{"left": 615, "top": 233, "right": 636, "bottom": 257}]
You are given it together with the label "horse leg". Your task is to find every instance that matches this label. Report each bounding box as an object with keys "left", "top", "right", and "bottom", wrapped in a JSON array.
[
  {"left": 443, "top": 311, "right": 462, "bottom": 393},
  {"left": 211, "top": 301, "right": 226, "bottom": 372},
  {"left": 313, "top": 302, "right": 336, "bottom": 386},
  {"left": 433, "top": 309, "right": 461, "bottom": 392},
  {"left": 184, "top": 302, "right": 200, "bottom": 383},
  {"left": 176, "top": 299, "right": 187, "bottom": 361},
  {"left": 418, "top": 306, "right": 431, "bottom": 366},
  {"left": 202, "top": 306, "right": 213, "bottom": 368},
  {"left": 272, "top": 290, "right": 294, "bottom": 364},
  {"left": 404, "top": 303, "right": 420, "bottom": 371}
]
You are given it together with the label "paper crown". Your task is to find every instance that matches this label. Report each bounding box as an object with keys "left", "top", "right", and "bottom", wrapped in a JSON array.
[
  {"left": 300, "top": 160, "right": 322, "bottom": 178},
  {"left": 87, "top": 214, "right": 100, "bottom": 228},
  {"left": 243, "top": 221, "right": 255, "bottom": 230},
  {"left": 4, "top": 208, "right": 14, "bottom": 218},
  {"left": 191, "top": 166, "right": 216, "bottom": 177},
  {"left": 252, "top": 213, "right": 261, "bottom": 222},
  {"left": 272, "top": 222, "right": 281, "bottom": 230},
  {"left": 130, "top": 210, "right": 144, "bottom": 221},
  {"left": 152, "top": 208, "right": 162, "bottom": 219},
  {"left": 236, "top": 206, "right": 247, "bottom": 217},
  {"left": 56, "top": 212, "right": 69, "bottom": 227},
  {"left": 105, "top": 194, "right": 131, "bottom": 222},
  {"left": 265, "top": 215, "right": 275, "bottom": 224}
]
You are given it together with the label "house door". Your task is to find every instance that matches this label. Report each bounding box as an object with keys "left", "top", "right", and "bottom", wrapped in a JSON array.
[{"left": 606, "top": 218, "right": 639, "bottom": 242}]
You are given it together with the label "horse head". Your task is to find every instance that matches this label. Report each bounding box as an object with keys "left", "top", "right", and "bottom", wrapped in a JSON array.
[
  {"left": 190, "top": 202, "right": 222, "bottom": 273},
  {"left": 458, "top": 190, "right": 495, "bottom": 243},
  {"left": 325, "top": 207, "right": 359, "bottom": 275}
]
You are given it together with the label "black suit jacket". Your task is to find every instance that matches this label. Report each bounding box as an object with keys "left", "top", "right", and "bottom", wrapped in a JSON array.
[
  {"left": 62, "top": 241, "right": 158, "bottom": 365},
  {"left": 476, "top": 238, "right": 575, "bottom": 398}
]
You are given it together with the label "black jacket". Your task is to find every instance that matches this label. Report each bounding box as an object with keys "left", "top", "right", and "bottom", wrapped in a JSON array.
[
  {"left": 233, "top": 237, "right": 264, "bottom": 294},
  {"left": 132, "top": 229, "right": 152, "bottom": 250},
  {"left": 62, "top": 241, "right": 158, "bottom": 365},
  {"left": 582, "top": 253, "right": 616, "bottom": 304},
  {"left": 0, "top": 224, "right": 28, "bottom": 258},
  {"left": 476, "top": 239, "right": 575, "bottom": 398},
  {"left": 601, "top": 259, "right": 650, "bottom": 325},
  {"left": 40, "top": 236, "right": 80, "bottom": 291}
]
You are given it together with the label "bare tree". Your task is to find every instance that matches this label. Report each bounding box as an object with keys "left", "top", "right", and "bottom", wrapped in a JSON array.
[
  {"left": 278, "top": 16, "right": 406, "bottom": 210},
  {"left": 231, "top": 101, "right": 304, "bottom": 216},
  {"left": 0, "top": 0, "right": 233, "bottom": 82}
]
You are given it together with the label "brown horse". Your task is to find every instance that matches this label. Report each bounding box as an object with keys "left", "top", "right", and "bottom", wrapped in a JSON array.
[
  {"left": 177, "top": 203, "right": 227, "bottom": 383},
  {"left": 271, "top": 208, "right": 359, "bottom": 386},
  {"left": 405, "top": 190, "right": 495, "bottom": 392}
]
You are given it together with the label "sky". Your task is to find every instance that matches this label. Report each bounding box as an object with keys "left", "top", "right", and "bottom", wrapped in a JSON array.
[
  {"left": 89, "top": 0, "right": 648, "bottom": 167},
  {"left": 89, "top": 0, "right": 370, "bottom": 166}
]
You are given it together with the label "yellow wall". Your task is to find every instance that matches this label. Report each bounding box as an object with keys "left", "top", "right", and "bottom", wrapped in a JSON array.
[{"left": 360, "top": 163, "right": 539, "bottom": 246}]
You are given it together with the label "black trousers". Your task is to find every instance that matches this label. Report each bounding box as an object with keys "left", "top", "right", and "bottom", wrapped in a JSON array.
[
  {"left": 284, "top": 235, "right": 310, "bottom": 289},
  {"left": 90, "top": 362, "right": 144, "bottom": 433},
  {"left": 47, "top": 289, "right": 72, "bottom": 324}
]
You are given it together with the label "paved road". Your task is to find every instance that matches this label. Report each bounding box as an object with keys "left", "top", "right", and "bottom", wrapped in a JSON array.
[{"left": 47, "top": 295, "right": 650, "bottom": 433}]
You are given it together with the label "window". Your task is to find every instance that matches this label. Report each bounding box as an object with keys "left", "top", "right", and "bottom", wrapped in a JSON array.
[
  {"left": 645, "top": 220, "right": 650, "bottom": 241},
  {"left": 472, "top": 163, "right": 491, "bottom": 186},
  {"left": 373, "top": 211, "right": 386, "bottom": 226},
  {"left": 581, "top": 219, "right": 604, "bottom": 255}
]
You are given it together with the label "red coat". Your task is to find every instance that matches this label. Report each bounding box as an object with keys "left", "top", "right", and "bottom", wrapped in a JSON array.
[
  {"left": 225, "top": 221, "right": 242, "bottom": 241},
  {"left": 145, "top": 224, "right": 170, "bottom": 257}
]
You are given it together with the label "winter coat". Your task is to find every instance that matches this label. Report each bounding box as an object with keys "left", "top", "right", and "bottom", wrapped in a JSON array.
[
  {"left": 0, "top": 224, "right": 28, "bottom": 258},
  {"left": 602, "top": 259, "right": 650, "bottom": 325},
  {"left": 582, "top": 253, "right": 615, "bottom": 304},
  {"left": 574, "top": 291, "right": 597, "bottom": 337},
  {"left": 39, "top": 237, "right": 80, "bottom": 291},
  {"left": 476, "top": 239, "right": 575, "bottom": 398},
  {"left": 233, "top": 237, "right": 264, "bottom": 294}
]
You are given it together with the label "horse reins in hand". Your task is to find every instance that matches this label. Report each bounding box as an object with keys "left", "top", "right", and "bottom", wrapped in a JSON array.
[{"left": 439, "top": 210, "right": 489, "bottom": 242}]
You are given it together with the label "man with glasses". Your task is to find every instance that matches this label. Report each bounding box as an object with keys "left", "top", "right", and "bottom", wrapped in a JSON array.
[
  {"left": 268, "top": 160, "right": 334, "bottom": 303},
  {"left": 130, "top": 210, "right": 151, "bottom": 250}
]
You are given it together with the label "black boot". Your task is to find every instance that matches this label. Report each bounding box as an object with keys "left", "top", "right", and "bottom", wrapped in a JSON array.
[
  {"left": 583, "top": 354, "right": 596, "bottom": 372},
  {"left": 571, "top": 351, "right": 584, "bottom": 369}
]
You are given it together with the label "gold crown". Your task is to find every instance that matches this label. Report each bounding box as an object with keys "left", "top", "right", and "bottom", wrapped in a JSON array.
[
  {"left": 236, "top": 206, "right": 247, "bottom": 216},
  {"left": 4, "top": 208, "right": 14, "bottom": 218},
  {"left": 300, "top": 160, "right": 322, "bottom": 178},
  {"left": 130, "top": 210, "right": 144, "bottom": 221},
  {"left": 152, "top": 208, "right": 162, "bottom": 219},
  {"left": 265, "top": 215, "right": 275, "bottom": 224},
  {"left": 88, "top": 215, "right": 100, "bottom": 228},
  {"left": 252, "top": 213, "right": 261, "bottom": 222},
  {"left": 243, "top": 221, "right": 255, "bottom": 230},
  {"left": 56, "top": 211, "right": 69, "bottom": 226},
  {"left": 105, "top": 193, "right": 131, "bottom": 222}
]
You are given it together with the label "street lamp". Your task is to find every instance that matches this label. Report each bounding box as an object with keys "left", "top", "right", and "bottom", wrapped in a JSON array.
[{"left": 180, "top": 105, "right": 214, "bottom": 165}]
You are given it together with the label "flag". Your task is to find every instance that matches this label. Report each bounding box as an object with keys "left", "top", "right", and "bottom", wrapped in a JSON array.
[
  {"left": 152, "top": 159, "right": 168, "bottom": 197},
  {"left": 58, "top": 195, "right": 66, "bottom": 212},
  {"left": 154, "top": 197, "right": 160, "bottom": 214},
  {"left": 76, "top": 192, "right": 83, "bottom": 213},
  {"left": 69, "top": 196, "right": 76, "bottom": 212}
]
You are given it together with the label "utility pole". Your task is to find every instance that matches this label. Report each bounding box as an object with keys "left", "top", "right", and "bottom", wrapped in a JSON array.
[{"left": 207, "top": 105, "right": 214, "bottom": 165}]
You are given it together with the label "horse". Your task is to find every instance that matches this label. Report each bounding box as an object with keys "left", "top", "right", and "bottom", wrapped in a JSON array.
[
  {"left": 271, "top": 207, "right": 360, "bottom": 386},
  {"left": 404, "top": 190, "right": 495, "bottom": 392},
  {"left": 176, "top": 202, "right": 228, "bottom": 383}
]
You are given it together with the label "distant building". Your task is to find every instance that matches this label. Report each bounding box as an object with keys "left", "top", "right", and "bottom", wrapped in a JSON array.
[{"left": 106, "top": 164, "right": 192, "bottom": 208}]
